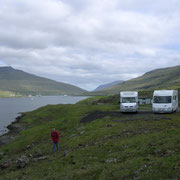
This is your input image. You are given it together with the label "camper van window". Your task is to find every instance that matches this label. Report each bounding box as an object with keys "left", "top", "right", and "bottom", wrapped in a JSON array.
[
  {"left": 122, "top": 97, "right": 136, "bottom": 103},
  {"left": 153, "top": 96, "right": 171, "bottom": 103}
]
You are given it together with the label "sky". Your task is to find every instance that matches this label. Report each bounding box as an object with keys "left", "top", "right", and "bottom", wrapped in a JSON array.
[{"left": 0, "top": 0, "right": 180, "bottom": 90}]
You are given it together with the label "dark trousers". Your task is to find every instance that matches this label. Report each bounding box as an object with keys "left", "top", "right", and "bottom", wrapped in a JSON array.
[{"left": 53, "top": 142, "right": 59, "bottom": 152}]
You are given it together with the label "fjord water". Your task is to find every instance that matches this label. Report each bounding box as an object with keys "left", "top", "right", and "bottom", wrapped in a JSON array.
[{"left": 0, "top": 96, "right": 88, "bottom": 135}]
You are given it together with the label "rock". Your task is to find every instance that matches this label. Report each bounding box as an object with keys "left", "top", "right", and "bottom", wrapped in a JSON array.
[
  {"left": 81, "top": 165, "right": 87, "bottom": 169},
  {"left": 0, "top": 141, "right": 5, "bottom": 146},
  {"left": 0, "top": 152, "right": 6, "bottom": 156},
  {"left": 106, "top": 158, "right": 117, "bottom": 163},
  {"left": 26, "top": 145, "right": 31, "bottom": 149},
  {"left": 106, "top": 124, "right": 115, "bottom": 127},
  {"left": 110, "top": 172, "right": 114, "bottom": 177},
  {"left": 36, "top": 156, "right": 47, "bottom": 160},
  {"left": 34, "top": 148, "right": 43, "bottom": 157},
  {"left": 97, "top": 103, "right": 104, "bottom": 105},
  {"left": 92, "top": 101, "right": 98, "bottom": 105},
  {"left": 154, "top": 149, "right": 162, "bottom": 155},
  {"left": 32, "top": 158, "right": 38, "bottom": 162},
  {"left": 120, "top": 145, "right": 129, "bottom": 149},
  {"left": 0, "top": 159, "right": 12, "bottom": 170},
  {"left": 63, "top": 150, "right": 69, "bottom": 157},
  {"left": 16, "top": 156, "right": 29, "bottom": 169},
  {"left": 134, "top": 164, "right": 149, "bottom": 175},
  {"left": 77, "top": 127, "right": 84, "bottom": 132},
  {"left": 0, "top": 163, "right": 10, "bottom": 169},
  {"left": 69, "top": 134, "right": 77, "bottom": 139},
  {"left": 80, "top": 131, "right": 85, "bottom": 135},
  {"left": 166, "top": 150, "right": 174, "bottom": 156},
  {"left": 28, "top": 154, "right": 33, "bottom": 158},
  {"left": 63, "top": 176, "right": 69, "bottom": 180},
  {"left": 33, "top": 156, "right": 47, "bottom": 162},
  {"left": 154, "top": 149, "right": 161, "bottom": 153},
  {"left": 174, "top": 164, "right": 180, "bottom": 170}
]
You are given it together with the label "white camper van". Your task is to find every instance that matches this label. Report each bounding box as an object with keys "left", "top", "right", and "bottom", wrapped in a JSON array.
[
  {"left": 152, "top": 90, "right": 178, "bottom": 113},
  {"left": 120, "top": 91, "right": 138, "bottom": 112}
]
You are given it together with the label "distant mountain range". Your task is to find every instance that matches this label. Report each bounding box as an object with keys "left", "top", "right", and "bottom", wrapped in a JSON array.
[
  {"left": 93, "top": 80, "right": 123, "bottom": 91},
  {"left": 0, "top": 67, "right": 86, "bottom": 96},
  {"left": 86, "top": 65, "right": 180, "bottom": 95},
  {"left": 1, "top": 65, "right": 180, "bottom": 97}
]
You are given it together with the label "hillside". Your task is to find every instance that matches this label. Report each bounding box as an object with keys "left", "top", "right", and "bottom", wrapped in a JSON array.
[
  {"left": 0, "top": 97, "right": 180, "bottom": 179},
  {"left": 0, "top": 90, "right": 21, "bottom": 98},
  {"left": 89, "top": 65, "right": 180, "bottom": 95},
  {"left": 0, "top": 67, "right": 86, "bottom": 96},
  {"left": 93, "top": 81, "right": 123, "bottom": 91}
]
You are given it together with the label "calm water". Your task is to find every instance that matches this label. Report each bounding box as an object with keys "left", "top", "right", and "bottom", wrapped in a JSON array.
[{"left": 0, "top": 96, "right": 88, "bottom": 135}]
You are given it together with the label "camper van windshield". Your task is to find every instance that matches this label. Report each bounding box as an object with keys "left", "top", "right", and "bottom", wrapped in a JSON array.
[
  {"left": 153, "top": 96, "right": 171, "bottom": 103},
  {"left": 122, "top": 97, "right": 136, "bottom": 103}
]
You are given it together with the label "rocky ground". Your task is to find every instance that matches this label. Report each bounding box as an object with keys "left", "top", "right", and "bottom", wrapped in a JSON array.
[{"left": 0, "top": 113, "right": 27, "bottom": 145}]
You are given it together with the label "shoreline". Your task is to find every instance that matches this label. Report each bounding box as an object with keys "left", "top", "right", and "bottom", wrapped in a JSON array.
[
  {"left": 0, "top": 113, "right": 26, "bottom": 146},
  {"left": 0, "top": 96, "right": 89, "bottom": 146}
]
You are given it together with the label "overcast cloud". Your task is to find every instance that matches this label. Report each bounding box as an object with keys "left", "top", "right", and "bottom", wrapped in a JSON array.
[{"left": 0, "top": 0, "right": 180, "bottom": 90}]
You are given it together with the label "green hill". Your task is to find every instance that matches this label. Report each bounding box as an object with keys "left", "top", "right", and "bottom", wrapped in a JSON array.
[
  {"left": 0, "top": 90, "right": 20, "bottom": 98},
  {"left": 0, "top": 67, "right": 86, "bottom": 96},
  {"left": 93, "top": 81, "right": 123, "bottom": 91},
  {"left": 0, "top": 97, "right": 180, "bottom": 179},
  {"left": 88, "top": 65, "right": 180, "bottom": 95}
]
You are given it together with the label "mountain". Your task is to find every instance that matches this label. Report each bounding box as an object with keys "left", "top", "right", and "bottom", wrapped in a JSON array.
[
  {"left": 0, "top": 67, "right": 86, "bottom": 95},
  {"left": 91, "top": 65, "right": 180, "bottom": 95},
  {"left": 93, "top": 80, "right": 123, "bottom": 91}
]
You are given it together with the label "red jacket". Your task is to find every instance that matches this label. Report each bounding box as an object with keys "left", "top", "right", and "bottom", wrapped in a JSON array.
[{"left": 51, "top": 130, "right": 60, "bottom": 143}]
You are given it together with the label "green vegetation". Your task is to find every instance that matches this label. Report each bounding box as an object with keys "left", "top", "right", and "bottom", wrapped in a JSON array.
[
  {"left": 0, "top": 96, "right": 180, "bottom": 179},
  {"left": 0, "top": 67, "right": 86, "bottom": 96},
  {"left": 79, "top": 91, "right": 153, "bottom": 106},
  {"left": 0, "top": 90, "right": 21, "bottom": 98},
  {"left": 93, "top": 80, "right": 123, "bottom": 92},
  {"left": 1, "top": 65, "right": 180, "bottom": 96},
  {"left": 86, "top": 65, "right": 180, "bottom": 95}
]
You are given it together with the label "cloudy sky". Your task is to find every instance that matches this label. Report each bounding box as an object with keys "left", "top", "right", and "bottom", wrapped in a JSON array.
[{"left": 0, "top": 0, "right": 180, "bottom": 90}]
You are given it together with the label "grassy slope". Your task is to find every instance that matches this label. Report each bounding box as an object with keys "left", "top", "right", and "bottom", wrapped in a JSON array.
[
  {"left": 87, "top": 65, "right": 180, "bottom": 95},
  {"left": 0, "top": 67, "right": 86, "bottom": 95},
  {"left": 0, "top": 98, "right": 180, "bottom": 179},
  {"left": 0, "top": 90, "right": 20, "bottom": 98}
]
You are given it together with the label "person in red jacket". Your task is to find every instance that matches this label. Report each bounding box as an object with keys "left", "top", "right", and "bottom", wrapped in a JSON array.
[{"left": 51, "top": 128, "right": 60, "bottom": 152}]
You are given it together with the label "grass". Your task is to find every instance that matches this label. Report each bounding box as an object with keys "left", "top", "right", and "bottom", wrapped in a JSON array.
[
  {"left": 0, "top": 97, "right": 180, "bottom": 179},
  {"left": 0, "top": 67, "right": 87, "bottom": 96},
  {"left": 0, "top": 90, "right": 21, "bottom": 98},
  {"left": 85, "top": 65, "right": 180, "bottom": 95}
]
